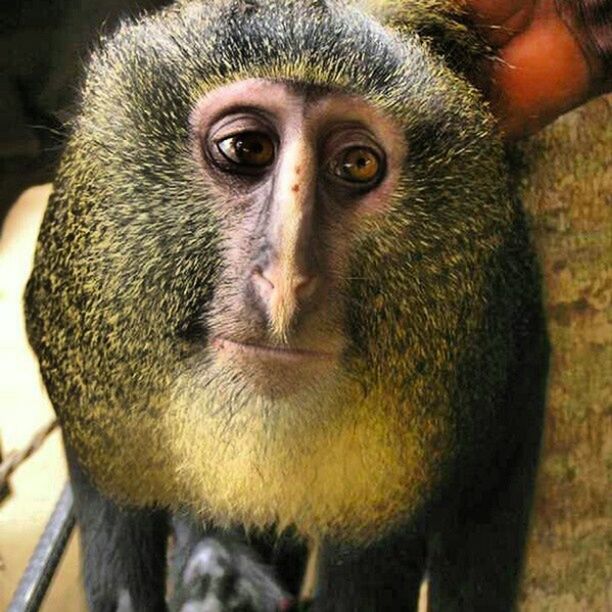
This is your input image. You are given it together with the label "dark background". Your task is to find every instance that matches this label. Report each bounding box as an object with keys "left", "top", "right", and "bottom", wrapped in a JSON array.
[{"left": 0, "top": 0, "right": 171, "bottom": 224}]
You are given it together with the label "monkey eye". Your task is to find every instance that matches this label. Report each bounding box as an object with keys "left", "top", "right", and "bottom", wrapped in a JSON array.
[
  {"left": 327, "top": 146, "right": 384, "bottom": 186},
  {"left": 215, "top": 132, "right": 275, "bottom": 170}
]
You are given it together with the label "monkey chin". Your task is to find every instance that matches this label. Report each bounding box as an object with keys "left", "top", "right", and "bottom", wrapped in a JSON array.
[{"left": 209, "top": 335, "right": 343, "bottom": 400}]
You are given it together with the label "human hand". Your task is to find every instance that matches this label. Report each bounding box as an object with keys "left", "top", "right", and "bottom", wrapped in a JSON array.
[{"left": 466, "top": 0, "right": 608, "bottom": 139}]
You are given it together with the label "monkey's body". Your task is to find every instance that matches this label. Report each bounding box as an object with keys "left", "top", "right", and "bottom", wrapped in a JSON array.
[{"left": 25, "top": 1, "right": 548, "bottom": 610}]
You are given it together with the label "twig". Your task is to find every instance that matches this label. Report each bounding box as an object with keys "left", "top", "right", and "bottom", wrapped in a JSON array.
[{"left": 0, "top": 420, "right": 58, "bottom": 493}]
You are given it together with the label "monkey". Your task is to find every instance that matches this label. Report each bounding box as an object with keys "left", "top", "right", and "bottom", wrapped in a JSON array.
[{"left": 24, "top": 0, "right": 549, "bottom": 610}]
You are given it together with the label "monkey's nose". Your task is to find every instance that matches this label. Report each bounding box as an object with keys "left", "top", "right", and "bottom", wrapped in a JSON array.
[{"left": 252, "top": 264, "right": 318, "bottom": 304}]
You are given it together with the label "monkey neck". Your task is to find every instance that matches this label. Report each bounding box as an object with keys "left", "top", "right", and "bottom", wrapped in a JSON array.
[{"left": 153, "top": 377, "right": 447, "bottom": 542}]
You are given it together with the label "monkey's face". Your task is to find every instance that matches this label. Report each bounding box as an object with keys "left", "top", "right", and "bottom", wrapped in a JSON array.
[
  {"left": 185, "top": 78, "right": 405, "bottom": 400},
  {"left": 27, "top": 0, "right": 522, "bottom": 535}
]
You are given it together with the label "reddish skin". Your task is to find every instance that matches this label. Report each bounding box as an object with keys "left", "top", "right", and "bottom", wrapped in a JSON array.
[{"left": 466, "top": 0, "right": 596, "bottom": 139}]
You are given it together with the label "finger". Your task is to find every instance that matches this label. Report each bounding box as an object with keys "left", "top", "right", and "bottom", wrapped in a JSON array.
[
  {"left": 466, "top": 0, "right": 532, "bottom": 24},
  {"left": 466, "top": 0, "right": 536, "bottom": 46},
  {"left": 490, "top": 11, "right": 591, "bottom": 138}
]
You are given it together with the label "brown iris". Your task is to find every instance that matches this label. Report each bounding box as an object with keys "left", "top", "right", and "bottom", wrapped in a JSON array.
[
  {"left": 217, "top": 132, "right": 275, "bottom": 168},
  {"left": 331, "top": 147, "right": 382, "bottom": 184}
]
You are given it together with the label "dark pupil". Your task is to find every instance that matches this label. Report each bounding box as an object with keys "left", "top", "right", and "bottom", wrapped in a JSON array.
[
  {"left": 237, "top": 137, "right": 263, "bottom": 156},
  {"left": 356, "top": 157, "right": 368, "bottom": 167}
]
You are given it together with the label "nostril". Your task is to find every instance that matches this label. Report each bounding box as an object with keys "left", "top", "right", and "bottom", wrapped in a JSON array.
[
  {"left": 252, "top": 265, "right": 317, "bottom": 301},
  {"left": 295, "top": 275, "right": 318, "bottom": 300},
  {"left": 252, "top": 265, "right": 274, "bottom": 290}
]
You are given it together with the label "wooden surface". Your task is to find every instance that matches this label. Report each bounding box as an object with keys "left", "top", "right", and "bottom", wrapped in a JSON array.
[{"left": 517, "top": 96, "right": 611, "bottom": 610}]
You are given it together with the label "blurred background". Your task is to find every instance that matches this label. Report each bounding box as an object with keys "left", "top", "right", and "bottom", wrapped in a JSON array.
[
  {"left": 1, "top": 3, "right": 170, "bottom": 609},
  {"left": 0, "top": 0, "right": 172, "bottom": 225},
  {"left": 0, "top": 183, "right": 84, "bottom": 610}
]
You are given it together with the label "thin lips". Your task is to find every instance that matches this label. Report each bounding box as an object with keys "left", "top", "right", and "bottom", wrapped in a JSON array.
[{"left": 212, "top": 336, "right": 335, "bottom": 361}]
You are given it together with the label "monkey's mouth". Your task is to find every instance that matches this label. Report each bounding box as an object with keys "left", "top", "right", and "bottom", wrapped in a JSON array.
[{"left": 211, "top": 336, "right": 336, "bottom": 363}]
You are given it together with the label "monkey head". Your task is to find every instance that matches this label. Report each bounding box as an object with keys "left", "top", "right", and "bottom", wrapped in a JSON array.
[{"left": 26, "top": 0, "right": 534, "bottom": 541}]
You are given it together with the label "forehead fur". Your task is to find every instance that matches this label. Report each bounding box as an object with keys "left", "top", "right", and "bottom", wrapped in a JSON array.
[{"left": 81, "top": 0, "right": 470, "bottom": 136}]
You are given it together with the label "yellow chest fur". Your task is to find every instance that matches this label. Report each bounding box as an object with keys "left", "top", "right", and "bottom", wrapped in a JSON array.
[{"left": 161, "top": 381, "right": 441, "bottom": 541}]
